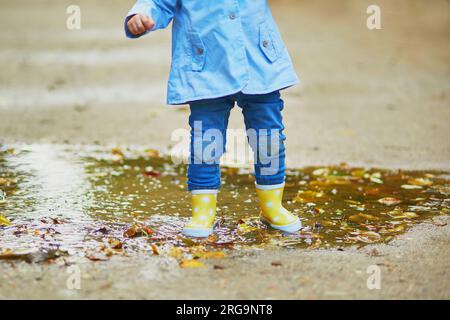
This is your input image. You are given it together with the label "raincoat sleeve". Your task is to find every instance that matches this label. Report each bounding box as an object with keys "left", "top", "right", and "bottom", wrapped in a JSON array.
[{"left": 124, "top": 0, "right": 177, "bottom": 38}]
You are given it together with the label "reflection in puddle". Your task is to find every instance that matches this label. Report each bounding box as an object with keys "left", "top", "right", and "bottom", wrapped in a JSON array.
[
  {"left": 6, "top": 144, "right": 89, "bottom": 218},
  {"left": 0, "top": 145, "right": 449, "bottom": 262}
]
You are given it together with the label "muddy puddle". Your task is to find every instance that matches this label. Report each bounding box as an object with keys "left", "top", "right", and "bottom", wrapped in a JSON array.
[{"left": 0, "top": 144, "right": 449, "bottom": 264}]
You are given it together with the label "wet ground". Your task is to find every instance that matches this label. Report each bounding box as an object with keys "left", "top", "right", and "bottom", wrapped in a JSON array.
[
  {"left": 1, "top": 145, "right": 448, "bottom": 264},
  {"left": 0, "top": 0, "right": 449, "bottom": 299}
]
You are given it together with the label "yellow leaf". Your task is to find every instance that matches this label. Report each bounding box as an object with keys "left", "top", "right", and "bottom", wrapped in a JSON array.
[
  {"left": 111, "top": 147, "right": 125, "bottom": 162},
  {"left": 357, "top": 231, "right": 382, "bottom": 243},
  {"left": 111, "top": 147, "right": 124, "bottom": 157},
  {"left": 237, "top": 222, "right": 258, "bottom": 233},
  {"left": 0, "top": 178, "right": 12, "bottom": 186},
  {"left": 404, "top": 212, "right": 419, "bottom": 218},
  {"left": 199, "top": 251, "right": 227, "bottom": 259},
  {"left": 349, "top": 213, "right": 380, "bottom": 223},
  {"left": 179, "top": 259, "right": 205, "bottom": 268},
  {"left": 351, "top": 169, "right": 366, "bottom": 178},
  {"left": 169, "top": 247, "right": 184, "bottom": 259},
  {"left": 294, "top": 190, "right": 324, "bottom": 203},
  {"left": 345, "top": 199, "right": 361, "bottom": 205},
  {"left": 321, "top": 220, "right": 335, "bottom": 227},
  {"left": 146, "top": 149, "right": 160, "bottom": 158},
  {"left": 108, "top": 237, "right": 122, "bottom": 249},
  {"left": 407, "top": 178, "right": 433, "bottom": 186},
  {"left": 385, "top": 225, "right": 406, "bottom": 233},
  {"left": 387, "top": 209, "right": 419, "bottom": 219},
  {"left": 0, "top": 213, "right": 11, "bottom": 226}
]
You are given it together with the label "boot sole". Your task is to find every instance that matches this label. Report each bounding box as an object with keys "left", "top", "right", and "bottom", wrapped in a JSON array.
[
  {"left": 182, "top": 227, "right": 213, "bottom": 238},
  {"left": 260, "top": 217, "right": 302, "bottom": 233}
]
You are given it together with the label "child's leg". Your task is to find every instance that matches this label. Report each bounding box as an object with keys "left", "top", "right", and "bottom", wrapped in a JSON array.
[
  {"left": 187, "top": 98, "right": 234, "bottom": 191},
  {"left": 183, "top": 97, "right": 234, "bottom": 237},
  {"left": 237, "top": 91, "right": 301, "bottom": 233},
  {"left": 237, "top": 91, "right": 286, "bottom": 185}
]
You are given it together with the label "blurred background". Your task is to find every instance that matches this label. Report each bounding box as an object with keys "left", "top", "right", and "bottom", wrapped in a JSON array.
[{"left": 0, "top": 0, "right": 449, "bottom": 169}]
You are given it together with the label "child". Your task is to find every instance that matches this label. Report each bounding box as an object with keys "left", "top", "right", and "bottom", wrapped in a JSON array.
[{"left": 125, "top": 0, "right": 301, "bottom": 237}]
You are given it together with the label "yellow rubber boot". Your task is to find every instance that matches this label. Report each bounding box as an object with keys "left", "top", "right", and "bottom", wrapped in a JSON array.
[
  {"left": 182, "top": 191, "right": 217, "bottom": 238},
  {"left": 256, "top": 183, "right": 302, "bottom": 233}
]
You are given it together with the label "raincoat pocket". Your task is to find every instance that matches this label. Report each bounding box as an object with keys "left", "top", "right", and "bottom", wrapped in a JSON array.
[
  {"left": 259, "top": 22, "right": 281, "bottom": 63},
  {"left": 188, "top": 31, "right": 206, "bottom": 72}
]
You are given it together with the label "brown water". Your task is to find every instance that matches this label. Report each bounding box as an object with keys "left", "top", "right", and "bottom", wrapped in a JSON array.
[{"left": 0, "top": 144, "right": 449, "bottom": 262}]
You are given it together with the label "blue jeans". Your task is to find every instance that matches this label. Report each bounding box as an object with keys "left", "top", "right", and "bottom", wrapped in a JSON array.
[{"left": 187, "top": 91, "right": 286, "bottom": 191}]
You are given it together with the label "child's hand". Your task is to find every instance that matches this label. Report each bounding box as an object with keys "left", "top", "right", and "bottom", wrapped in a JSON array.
[{"left": 127, "top": 14, "right": 155, "bottom": 36}]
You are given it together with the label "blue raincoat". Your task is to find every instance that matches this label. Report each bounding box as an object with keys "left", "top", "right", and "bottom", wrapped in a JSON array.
[{"left": 125, "top": 0, "right": 299, "bottom": 105}]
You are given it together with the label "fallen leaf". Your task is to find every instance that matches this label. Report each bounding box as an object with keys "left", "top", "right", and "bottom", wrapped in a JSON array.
[
  {"left": 370, "top": 176, "right": 383, "bottom": 184},
  {"left": 146, "top": 149, "right": 160, "bottom": 158},
  {"left": 111, "top": 147, "right": 124, "bottom": 157},
  {"left": 181, "top": 237, "right": 196, "bottom": 247},
  {"left": 179, "top": 259, "right": 205, "bottom": 268},
  {"left": 0, "top": 178, "right": 13, "bottom": 186},
  {"left": 383, "top": 225, "right": 406, "bottom": 233},
  {"left": 86, "top": 252, "right": 109, "bottom": 261},
  {"left": 169, "top": 247, "right": 184, "bottom": 259},
  {"left": 237, "top": 220, "right": 259, "bottom": 233},
  {"left": 142, "top": 225, "right": 154, "bottom": 236},
  {"left": 198, "top": 251, "right": 226, "bottom": 259},
  {"left": 51, "top": 218, "right": 63, "bottom": 225},
  {"left": 378, "top": 197, "right": 401, "bottom": 206},
  {"left": 320, "top": 220, "right": 335, "bottom": 227},
  {"left": 207, "top": 234, "right": 218, "bottom": 243},
  {"left": 349, "top": 213, "right": 380, "bottom": 223},
  {"left": 208, "top": 241, "right": 235, "bottom": 249},
  {"left": 143, "top": 169, "right": 162, "bottom": 178},
  {"left": 150, "top": 243, "right": 159, "bottom": 255},
  {"left": 407, "top": 178, "right": 433, "bottom": 186},
  {"left": 351, "top": 169, "right": 366, "bottom": 178},
  {"left": 345, "top": 199, "right": 361, "bottom": 205},
  {"left": 356, "top": 231, "right": 382, "bottom": 243},
  {"left": 401, "top": 184, "right": 423, "bottom": 190},
  {"left": 108, "top": 237, "right": 123, "bottom": 249},
  {"left": 105, "top": 250, "right": 114, "bottom": 257},
  {"left": 403, "top": 212, "right": 419, "bottom": 219},
  {"left": 387, "top": 209, "right": 419, "bottom": 219},
  {"left": 309, "top": 238, "right": 322, "bottom": 249},
  {"left": 0, "top": 213, "right": 11, "bottom": 226},
  {"left": 123, "top": 224, "right": 153, "bottom": 238},
  {"left": 213, "top": 265, "right": 226, "bottom": 270},
  {"left": 123, "top": 226, "right": 137, "bottom": 238}
]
